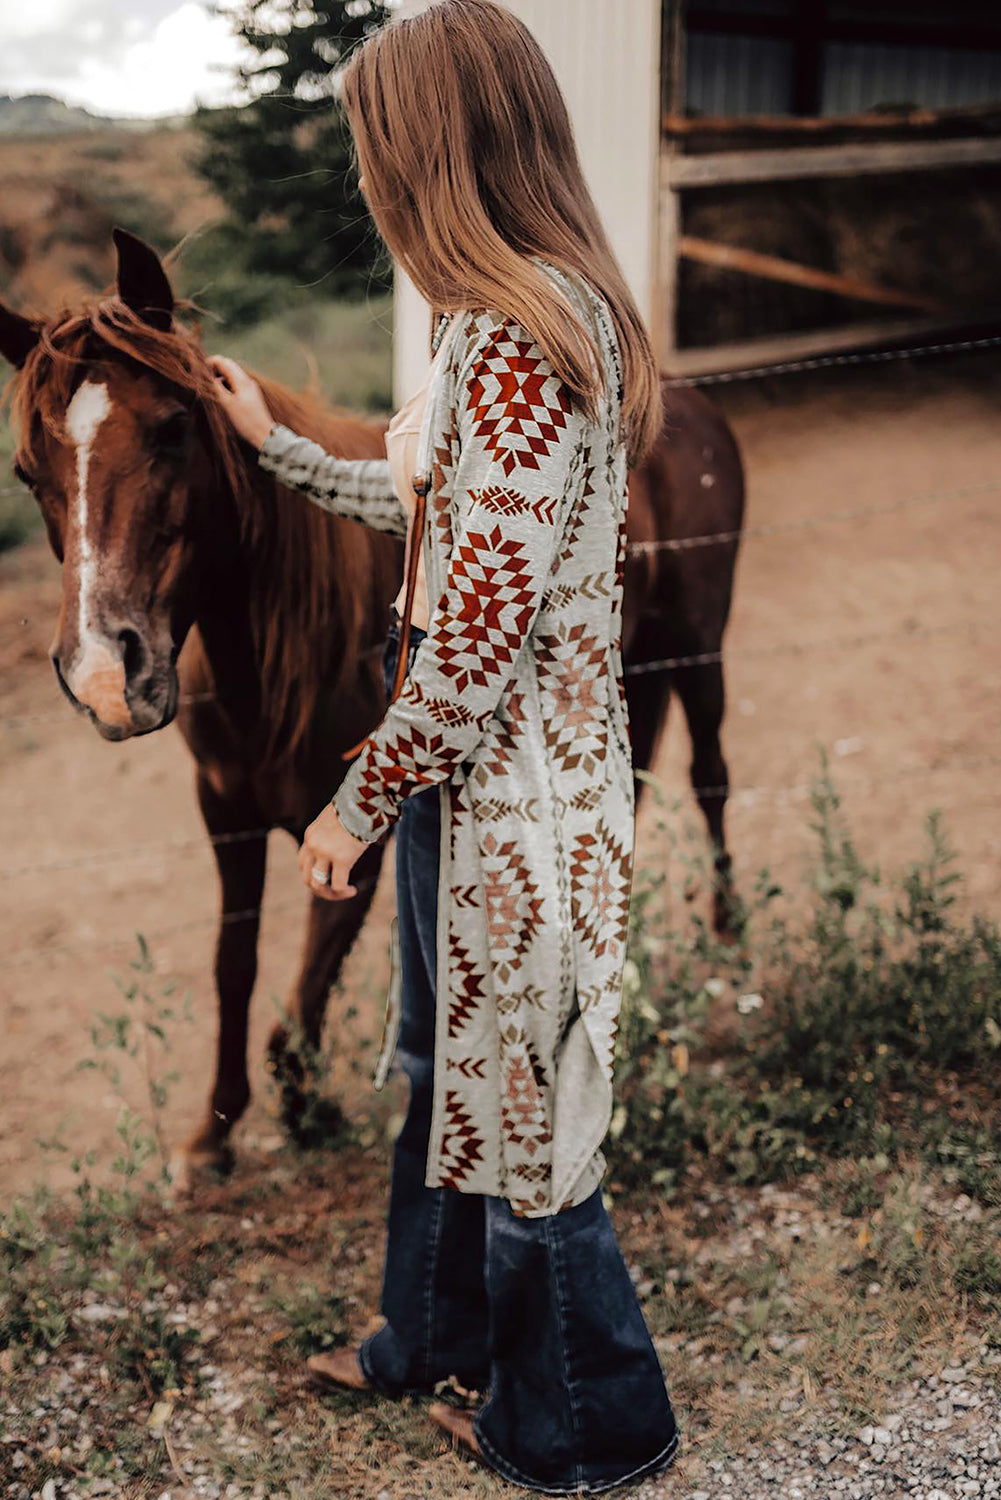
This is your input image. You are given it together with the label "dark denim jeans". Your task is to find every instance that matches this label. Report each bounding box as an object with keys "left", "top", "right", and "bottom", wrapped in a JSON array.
[{"left": 359, "top": 605, "right": 679, "bottom": 1495}]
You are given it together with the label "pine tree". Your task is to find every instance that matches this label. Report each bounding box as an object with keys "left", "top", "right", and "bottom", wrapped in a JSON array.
[{"left": 188, "top": 0, "right": 393, "bottom": 321}]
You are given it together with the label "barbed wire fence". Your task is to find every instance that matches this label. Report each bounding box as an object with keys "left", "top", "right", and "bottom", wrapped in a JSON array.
[{"left": 2, "top": 326, "right": 999, "bottom": 973}]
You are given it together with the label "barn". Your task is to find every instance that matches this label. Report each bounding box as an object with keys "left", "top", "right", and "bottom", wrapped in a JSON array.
[{"left": 395, "top": 0, "right": 1001, "bottom": 398}]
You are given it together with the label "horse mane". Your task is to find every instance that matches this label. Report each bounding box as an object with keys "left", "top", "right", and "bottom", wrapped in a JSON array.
[{"left": 3, "top": 291, "right": 393, "bottom": 765}]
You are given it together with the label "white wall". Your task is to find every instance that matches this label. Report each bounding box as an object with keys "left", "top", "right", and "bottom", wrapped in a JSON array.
[{"left": 392, "top": 0, "right": 662, "bottom": 404}]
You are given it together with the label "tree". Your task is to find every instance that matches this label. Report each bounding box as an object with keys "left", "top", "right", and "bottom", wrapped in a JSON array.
[{"left": 188, "top": 0, "right": 393, "bottom": 322}]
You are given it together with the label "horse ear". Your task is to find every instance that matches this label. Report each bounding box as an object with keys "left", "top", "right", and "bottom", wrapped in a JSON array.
[
  {"left": 0, "top": 302, "right": 42, "bottom": 368},
  {"left": 112, "top": 225, "right": 174, "bottom": 333}
]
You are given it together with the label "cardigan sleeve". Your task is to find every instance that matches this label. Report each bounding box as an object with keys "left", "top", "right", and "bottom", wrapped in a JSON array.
[
  {"left": 331, "top": 308, "right": 588, "bottom": 844},
  {"left": 256, "top": 423, "right": 408, "bottom": 539}
]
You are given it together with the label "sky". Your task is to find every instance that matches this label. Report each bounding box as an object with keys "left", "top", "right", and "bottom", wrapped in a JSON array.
[{"left": 0, "top": 0, "right": 255, "bottom": 118}]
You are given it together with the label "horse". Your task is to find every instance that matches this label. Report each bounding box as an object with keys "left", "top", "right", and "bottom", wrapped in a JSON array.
[{"left": 0, "top": 227, "right": 743, "bottom": 1182}]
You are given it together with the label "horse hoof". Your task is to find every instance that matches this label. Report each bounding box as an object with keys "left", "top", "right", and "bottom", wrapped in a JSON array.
[
  {"left": 168, "top": 1140, "right": 235, "bottom": 1197},
  {"left": 266, "top": 1026, "right": 304, "bottom": 1093},
  {"left": 712, "top": 888, "right": 747, "bottom": 946}
]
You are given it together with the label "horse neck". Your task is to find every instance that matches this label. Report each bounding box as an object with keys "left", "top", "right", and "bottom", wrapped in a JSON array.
[
  {"left": 189, "top": 456, "right": 268, "bottom": 741},
  {"left": 191, "top": 397, "right": 388, "bottom": 763}
]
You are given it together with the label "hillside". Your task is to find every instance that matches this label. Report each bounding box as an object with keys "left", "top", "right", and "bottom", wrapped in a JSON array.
[
  {"left": 0, "top": 92, "right": 186, "bottom": 136},
  {"left": 0, "top": 123, "right": 222, "bottom": 314}
]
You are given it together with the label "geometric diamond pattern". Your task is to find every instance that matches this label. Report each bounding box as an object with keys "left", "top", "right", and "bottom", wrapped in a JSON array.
[
  {"left": 480, "top": 830, "right": 545, "bottom": 984},
  {"left": 431, "top": 524, "right": 546, "bottom": 696},
  {"left": 568, "top": 814, "right": 632, "bottom": 964},
  {"left": 466, "top": 326, "right": 575, "bottom": 478},
  {"left": 536, "top": 621, "right": 609, "bottom": 775},
  {"left": 317, "top": 264, "right": 636, "bottom": 1216},
  {"left": 438, "top": 1089, "right": 486, "bottom": 1189},
  {"left": 446, "top": 934, "right": 487, "bottom": 1038},
  {"left": 500, "top": 1028, "right": 553, "bottom": 1172}
]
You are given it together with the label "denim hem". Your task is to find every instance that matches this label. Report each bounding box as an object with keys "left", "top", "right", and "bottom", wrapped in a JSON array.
[
  {"left": 357, "top": 1331, "right": 437, "bottom": 1400},
  {"left": 469, "top": 1420, "right": 680, "bottom": 1497}
]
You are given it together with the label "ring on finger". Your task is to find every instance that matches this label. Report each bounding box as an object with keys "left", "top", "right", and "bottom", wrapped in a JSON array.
[{"left": 310, "top": 864, "right": 331, "bottom": 885}]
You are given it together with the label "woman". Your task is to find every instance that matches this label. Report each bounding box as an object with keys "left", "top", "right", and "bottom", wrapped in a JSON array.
[{"left": 209, "top": 0, "right": 679, "bottom": 1491}]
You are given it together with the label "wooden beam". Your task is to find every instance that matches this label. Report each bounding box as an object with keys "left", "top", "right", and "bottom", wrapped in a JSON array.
[
  {"left": 666, "top": 135, "right": 1001, "bottom": 187},
  {"left": 664, "top": 102, "right": 1001, "bottom": 137},
  {"left": 663, "top": 0, "right": 687, "bottom": 118},
  {"left": 656, "top": 151, "right": 683, "bottom": 365},
  {"left": 679, "top": 235, "right": 945, "bottom": 313},
  {"left": 664, "top": 315, "right": 989, "bottom": 380}
]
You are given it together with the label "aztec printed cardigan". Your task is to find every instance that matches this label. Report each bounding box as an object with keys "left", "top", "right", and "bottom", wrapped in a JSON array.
[{"left": 257, "top": 259, "right": 634, "bottom": 1217}]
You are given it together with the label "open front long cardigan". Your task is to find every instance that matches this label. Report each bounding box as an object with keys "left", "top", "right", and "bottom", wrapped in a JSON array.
[{"left": 257, "top": 259, "right": 634, "bottom": 1217}]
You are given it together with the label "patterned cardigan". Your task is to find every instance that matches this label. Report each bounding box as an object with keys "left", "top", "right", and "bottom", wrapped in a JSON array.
[{"left": 257, "top": 259, "right": 635, "bottom": 1217}]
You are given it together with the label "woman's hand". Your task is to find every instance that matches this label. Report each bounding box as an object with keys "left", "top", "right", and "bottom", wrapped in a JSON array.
[
  {"left": 298, "top": 804, "right": 370, "bottom": 901},
  {"left": 208, "top": 354, "right": 275, "bottom": 451}
]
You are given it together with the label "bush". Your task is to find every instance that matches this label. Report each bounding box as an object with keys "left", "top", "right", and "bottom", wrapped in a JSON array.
[{"left": 610, "top": 762, "right": 1001, "bottom": 1190}]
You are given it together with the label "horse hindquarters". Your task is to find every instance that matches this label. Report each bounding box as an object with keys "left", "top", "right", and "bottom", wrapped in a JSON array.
[{"left": 627, "top": 384, "right": 745, "bottom": 935}]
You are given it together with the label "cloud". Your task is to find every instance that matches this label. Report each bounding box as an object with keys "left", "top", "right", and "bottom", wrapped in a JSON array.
[{"left": 0, "top": 0, "right": 251, "bottom": 118}]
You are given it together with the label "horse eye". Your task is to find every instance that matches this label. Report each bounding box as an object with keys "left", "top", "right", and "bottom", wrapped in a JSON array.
[{"left": 154, "top": 410, "right": 190, "bottom": 453}]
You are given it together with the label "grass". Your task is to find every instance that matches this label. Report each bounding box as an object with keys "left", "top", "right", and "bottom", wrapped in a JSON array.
[
  {"left": 200, "top": 292, "right": 394, "bottom": 418},
  {"left": 609, "top": 762, "right": 1001, "bottom": 1194},
  {"left": 0, "top": 485, "right": 42, "bottom": 552},
  {"left": 3, "top": 1138, "right": 999, "bottom": 1496},
  {"left": 3, "top": 775, "right": 1001, "bottom": 1494}
]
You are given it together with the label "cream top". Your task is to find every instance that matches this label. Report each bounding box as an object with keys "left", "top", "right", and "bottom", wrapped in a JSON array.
[{"left": 385, "top": 323, "right": 453, "bottom": 630}]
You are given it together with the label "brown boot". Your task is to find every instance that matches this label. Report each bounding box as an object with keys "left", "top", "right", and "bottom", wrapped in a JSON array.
[
  {"left": 428, "top": 1401, "right": 482, "bottom": 1459},
  {"left": 306, "top": 1347, "right": 371, "bottom": 1392}
]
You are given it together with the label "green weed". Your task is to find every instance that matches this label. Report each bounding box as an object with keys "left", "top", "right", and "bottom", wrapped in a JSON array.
[{"left": 611, "top": 761, "right": 1001, "bottom": 1191}]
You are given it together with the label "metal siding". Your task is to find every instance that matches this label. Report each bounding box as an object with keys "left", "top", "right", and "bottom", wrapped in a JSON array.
[
  {"left": 687, "top": 32, "right": 795, "bottom": 115},
  {"left": 824, "top": 42, "right": 1001, "bottom": 113},
  {"left": 685, "top": 17, "right": 1001, "bottom": 120},
  {"left": 394, "top": 0, "right": 661, "bottom": 404}
]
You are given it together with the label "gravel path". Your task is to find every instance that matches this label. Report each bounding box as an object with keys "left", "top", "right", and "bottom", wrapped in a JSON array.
[{"left": 637, "top": 1350, "right": 1001, "bottom": 1500}]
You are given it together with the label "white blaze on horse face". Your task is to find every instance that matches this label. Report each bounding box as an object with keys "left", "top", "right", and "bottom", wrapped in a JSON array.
[
  {"left": 66, "top": 380, "right": 112, "bottom": 635},
  {"left": 63, "top": 380, "right": 132, "bottom": 727}
]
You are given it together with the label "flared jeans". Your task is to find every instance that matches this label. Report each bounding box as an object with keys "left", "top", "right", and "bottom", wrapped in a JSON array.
[{"left": 358, "top": 606, "right": 679, "bottom": 1494}]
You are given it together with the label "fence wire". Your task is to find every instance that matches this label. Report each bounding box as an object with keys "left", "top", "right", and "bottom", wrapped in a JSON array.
[
  {"left": 663, "top": 332, "right": 1001, "bottom": 388},
  {"left": 2, "top": 465, "right": 997, "bottom": 731},
  {"left": 0, "top": 603, "right": 993, "bottom": 881},
  {"left": 2, "top": 739, "right": 998, "bottom": 890},
  {"left": 0, "top": 876, "right": 382, "bottom": 974},
  {"left": 626, "top": 477, "right": 1001, "bottom": 555},
  {"left": 3, "top": 323, "right": 1000, "bottom": 972},
  {"left": 2, "top": 749, "right": 999, "bottom": 974}
]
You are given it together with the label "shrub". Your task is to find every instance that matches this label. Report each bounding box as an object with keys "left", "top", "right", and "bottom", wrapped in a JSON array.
[{"left": 610, "top": 762, "right": 1001, "bottom": 1190}]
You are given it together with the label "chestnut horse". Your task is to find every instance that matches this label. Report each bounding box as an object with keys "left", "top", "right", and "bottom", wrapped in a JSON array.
[{"left": 0, "top": 228, "right": 743, "bottom": 1181}]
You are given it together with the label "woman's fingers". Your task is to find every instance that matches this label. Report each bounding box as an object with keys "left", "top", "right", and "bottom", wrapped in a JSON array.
[
  {"left": 298, "top": 839, "right": 356, "bottom": 901},
  {"left": 209, "top": 355, "right": 254, "bottom": 397},
  {"left": 208, "top": 354, "right": 247, "bottom": 395},
  {"left": 207, "top": 356, "right": 273, "bottom": 448}
]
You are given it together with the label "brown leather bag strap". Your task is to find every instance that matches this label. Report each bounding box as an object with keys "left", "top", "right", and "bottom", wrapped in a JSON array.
[{"left": 341, "top": 474, "right": 430, "bottom": 763}]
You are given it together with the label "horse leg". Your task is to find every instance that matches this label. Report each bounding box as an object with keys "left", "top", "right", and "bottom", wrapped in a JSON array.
[
  {"left": 623, "top": 616, "right": 674, "bottom": 803},
  {"left": 175, "top": 771, "right": 268, "bottom": 1185},
  {"left": 267, "top": 838, "right": 387, "bottom": 1141},
  {"left": 670, "top": 659, "right": 741, "bottom": 939}
]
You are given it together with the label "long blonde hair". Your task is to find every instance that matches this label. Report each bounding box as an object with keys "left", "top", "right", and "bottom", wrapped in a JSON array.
[{"left": 340, "top": 0, "right": 662, "bottom": 465}]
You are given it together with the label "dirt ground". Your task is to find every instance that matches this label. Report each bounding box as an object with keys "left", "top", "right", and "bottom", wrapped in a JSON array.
[{"left": 2, "top": 355, "right": 1000, "bottom": 1199}]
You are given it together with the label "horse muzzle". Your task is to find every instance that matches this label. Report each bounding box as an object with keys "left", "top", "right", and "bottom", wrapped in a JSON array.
[{"left": 50, "top": 625, "right": 179, "bottom": 739}]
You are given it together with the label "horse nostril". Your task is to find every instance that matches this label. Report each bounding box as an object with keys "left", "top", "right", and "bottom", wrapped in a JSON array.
[
  {"left": 51, "top": 652, "right": 78, "bottom": 707},
  {"left": 118, "top": 626, "right": 145, "bottom": 681}
]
